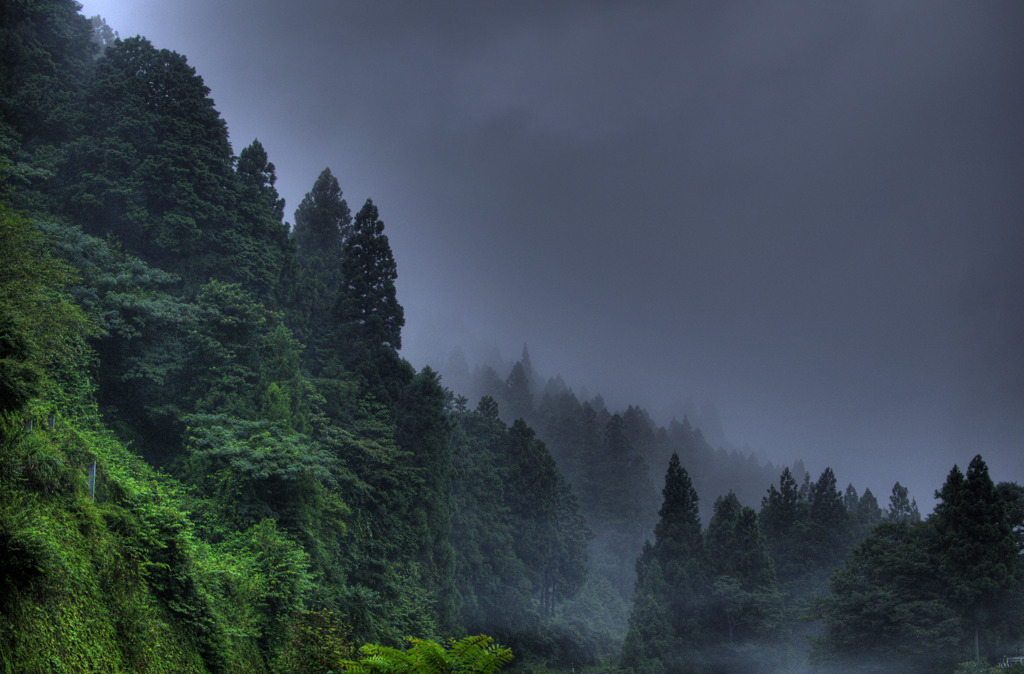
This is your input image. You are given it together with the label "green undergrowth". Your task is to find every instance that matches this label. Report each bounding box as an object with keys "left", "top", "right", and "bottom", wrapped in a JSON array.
[{"left": 0, "top": 407, "right": 274, "bottom": 673}]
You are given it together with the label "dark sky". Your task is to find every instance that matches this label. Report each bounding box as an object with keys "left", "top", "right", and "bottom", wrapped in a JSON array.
[{"left": 80, "top": 0, "right": 1024, "bottom": 509}]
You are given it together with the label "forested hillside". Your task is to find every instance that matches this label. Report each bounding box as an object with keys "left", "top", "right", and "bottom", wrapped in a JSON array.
[{"left": 1, "top": 3, "right": 1021, "bottom": 673}]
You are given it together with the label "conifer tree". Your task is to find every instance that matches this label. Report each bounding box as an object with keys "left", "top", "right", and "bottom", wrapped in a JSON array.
[
  {"left": 506, "top": 419, "right": 588, "bottom": 617},
  {"left": 932, "top": 455, "right": 1021, "bottom": 660},
  {"left": 621, "top": 453, "right": 706, "bottom": 673},
  {"left": 706, "top": 492, "right": 775, "bottom": 590},
  {"left": 233, "top": 139, "right": 292, "bottom": 303},
  {"left": 292, "top": 167, "right": 350, "bottom": 262},
  {"left": 705, "top": 492, "right": 780, "bottom": 656},
  {"left": 289, "top": 167, "right": 350, "bottom": 372},
  {"left": 338, "top": 199, "right": 402, "bottom": 350},
  {"left": 759, "top": 466, "right": 810, "bottom": 585},
  {"left": 886, "top": 482, "right": 921, "bottom": 523},
  {"left": 621, "top": 548, "right": 672, "bottom": 674},
  {"left": 854, "top": 488, "right": 884, "bottom": 539},
  {"left": 808, "top": 467, "right": 849, "bottom": 567},
  {"left": 334, "top": 198, "right": 406, "bottom": 400},
  {"left": 503, "top": 360, "right": 533, "bottom": 421}
]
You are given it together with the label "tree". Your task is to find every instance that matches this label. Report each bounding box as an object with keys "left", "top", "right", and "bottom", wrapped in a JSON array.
[
  {"left": 292, "top": 167, "right": 350, "bottom": 262},
  {"left": 621, "top": 453, "right": 706, "bottom": 673},
  {"left": 394, "top": 367, "right": 457, "bottom": 631},
  {"left": 708, "top": 491, "right": 778, "bottom": 655},
  {"left": 759, "top": 466, "right": 811, "bottom": 585},
  {"left": 88, "top": 15, "right": 119, "bottom": 54},
  {"left": 62, "top": 37, "right": 236, "bottom": 277},
  {"left": 504, "top": 359, "right": 533, "bottom": 421},
  {"left": 0, "top": 0, "right": 95, "bottom": 208},
  {"left": 506, "top": 419, "right": 588, "bottom": 617},
  {"left": 232, "top": 139, "right": 292, "bottom": 304},
  {"left": 814, "top": 457, "right": 1024, "bottom": 671},
  {"left": 289, "top": 167, "right": 350, "bottom": 372},
  {"left": 448, "top": 401, "right": 590, "bottom": 666},
  {"left": 932, "top": 455, "right": 1022, "bottom": 660},
  {"left": 886, "top": 482, "right": 921, "bottom": 523},
  {"left": 620, "top": 551, "right": 672, "bottom": 674},
  {"left": 855, "top": 488, "right": 884, "bottom": 536},
  {"left": 334, "top": 198, "right": 406, "bottom": 401},
  {"left": 706, "top": 492, "right": 776, "bottom": 591},
  {"left": 812, "top": 520, "right": 963, "bottom": 672},
  {"left": 0, "top": 208, "right": 95, "bottom": 416},
  {"left": 575, "top": 413, "right": 658, "bottom": 599},
  {"left": 449, "top": 398, "right": 536, "bottom": 636},
  {"left": 337, "top": 199, "right": 403, "bottom": 350},
  {"left": 806, "top": 467, "right": 851, "bottom": 569},
  {"left": 37, "top": 219, "right": 194, "bottom": 456}
]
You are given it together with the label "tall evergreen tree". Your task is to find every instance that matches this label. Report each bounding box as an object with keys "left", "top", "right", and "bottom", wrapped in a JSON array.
[
  {"left": 503, "top": 359, "right": 533, "bottom": 421},
  {"left": 886, "top": 481, "right": 921, "bottom": 523},
  {"left": 292, "top": 167, "right": 350, "bottom": 262},
  {"left": 808, "top": 466, "right": 849, "bottom": 567},
  {"left": 334, "top": 198, "right": 406, "bottom": 401},
  {"left": 289, "top": 167, "right": 350, "bottom": 371},
  {"left": 337, "top": 199, "right": 402, "bottom": 350},
  {"left": 706, "top": 492, "right": 775, "bottom": 590},
  {"left": 705, "top": 491, "right": 780, "bottom": 660},
  {"left": 581, "top": 413, "right": 658, "bottom": 598},
  {"left": 759, "top": 466, "right": 811, "bottom": 585},
  {"left": 506, "top": 419, "right": 588, "bottom": 618},
  {"left": 854, "top": 488, "right": 884, "bottom": 540},
  {"left": 232, "top": 139, "right": 292, "bottom": 304},
  {"left": 931, "top": 455, "right": 1022, "bottom": 660},
  {"left": 621, "top": 453, "right": 706, "bottom": 673}
]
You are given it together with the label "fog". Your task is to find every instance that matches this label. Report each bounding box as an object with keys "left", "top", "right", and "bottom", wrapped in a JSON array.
[{"left": 80, "top": 0, "right": 1024, "bottom": 508}]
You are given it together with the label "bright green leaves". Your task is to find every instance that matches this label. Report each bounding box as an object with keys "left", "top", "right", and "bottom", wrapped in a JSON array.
[
  {"left": 185, "top": 415, "right": 338, "bottom": 535},
  {"left": 220, "top": 518, "right": 315, "bottom": 654},
  {"left": 0, "top": 311, "right": 41, "bottom": 413},
  {"left": 341, "top": 634, "right": 514, "bottom": 674},
  {"left": 0, "top": 207, "right": 95, "bottom": 417}
]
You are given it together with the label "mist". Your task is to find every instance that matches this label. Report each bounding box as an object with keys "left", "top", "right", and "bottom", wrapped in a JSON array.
[{"left": 78, "top": 1, "right": 1023, "bottom": 507}]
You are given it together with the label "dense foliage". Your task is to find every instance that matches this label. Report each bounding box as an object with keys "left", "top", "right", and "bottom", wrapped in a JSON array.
[
  {"left": 812, "top": 456, "right": 1024, "bottom": 672},
  {"left": 1, "top": 3, "right": 1020, "bottom": 673}
]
